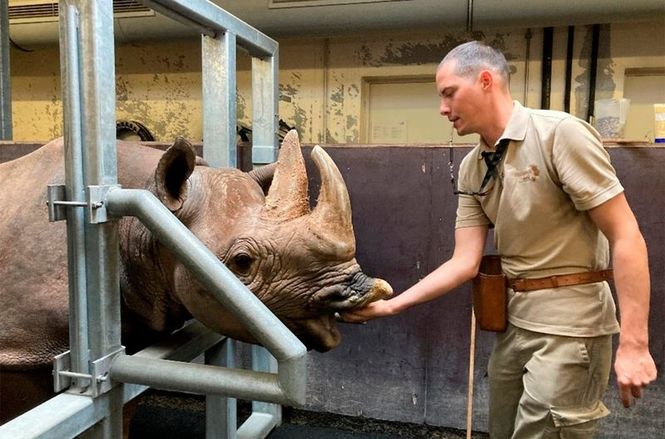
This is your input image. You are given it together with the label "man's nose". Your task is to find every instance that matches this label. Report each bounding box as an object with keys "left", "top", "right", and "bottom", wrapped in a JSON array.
[{"left": 440, "top": 101, "right": 450, "bottom": 117}]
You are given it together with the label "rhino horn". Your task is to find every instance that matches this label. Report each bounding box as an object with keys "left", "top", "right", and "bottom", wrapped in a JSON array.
[
  {"left": 262, "top": 129, "right": 310, "bottom": 221},
  {"left": 155, "top": 137, "right": 197, "bottom": 212},
  {"left": 309, "top": 145, "right": 355, "bottom": 258}
]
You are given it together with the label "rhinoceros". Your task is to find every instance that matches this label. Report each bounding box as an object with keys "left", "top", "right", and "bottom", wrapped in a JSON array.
[{"left": 0, "top": 129, "right": 392, "bottom": 422}]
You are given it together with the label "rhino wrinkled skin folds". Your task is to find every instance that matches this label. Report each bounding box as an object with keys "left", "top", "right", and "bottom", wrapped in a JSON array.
[{"left": 0, "top": 129, "right": 392, "bottom": 368}]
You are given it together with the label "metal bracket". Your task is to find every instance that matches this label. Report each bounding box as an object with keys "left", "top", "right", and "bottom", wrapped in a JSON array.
[
  {"left": 91, "top": 347, "right": 125, "bottom": 396},
  {"left": 87, "top": 184, "right": 120, "bottom": 224},
  {"left": 46, "top": 184, "right": 120, "bottom": 224},
  {"left": 54, "top": 351, "right": 79, "bottom": 392},
  {"left": 53, "top": 347, "right": 125, "bottom": 397},
  {"left": 47, "top": 184, "right": 84, "bottom": 222}
]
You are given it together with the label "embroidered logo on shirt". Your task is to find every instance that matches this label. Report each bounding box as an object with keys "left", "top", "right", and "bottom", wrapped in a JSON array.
[{"left": 516, "top": 165, "right": 540, "bottom": 182}]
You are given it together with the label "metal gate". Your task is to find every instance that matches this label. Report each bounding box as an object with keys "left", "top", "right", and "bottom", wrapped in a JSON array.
[{"left": 0, "top": 1, "right": 304, "bottom": 438}]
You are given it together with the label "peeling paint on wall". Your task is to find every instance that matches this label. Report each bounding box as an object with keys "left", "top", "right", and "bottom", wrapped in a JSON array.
[
  {"left": 594, "top": 25, "right": 616, "bottom": 99},
  {"left": 356, "top": 32, "right": 496, "bottom": 67},
  {"left": 7, "top": 23, "right": 664, "bottom": 145}
]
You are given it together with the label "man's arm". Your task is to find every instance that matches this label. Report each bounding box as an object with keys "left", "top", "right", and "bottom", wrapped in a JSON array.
[
  {"left": 340, "top": 225, "right": 488, "bottom": 322},
  {"left": 588, "top": 193, "right": 657, "bottom": 407}
]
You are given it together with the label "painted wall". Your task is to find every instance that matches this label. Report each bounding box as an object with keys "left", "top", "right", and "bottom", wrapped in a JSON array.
[{"left": 7, "top": 20, "right": 665, "bottom": 143}]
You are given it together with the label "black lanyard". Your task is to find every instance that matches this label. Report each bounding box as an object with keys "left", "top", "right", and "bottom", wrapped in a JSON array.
[{"left": 449, "top": 138, "right": 509, "bottom": 196}]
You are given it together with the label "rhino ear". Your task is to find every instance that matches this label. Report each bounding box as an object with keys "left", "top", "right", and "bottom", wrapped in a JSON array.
[{"left": 155, "top": 137, "right": 196, "bottom": 211}]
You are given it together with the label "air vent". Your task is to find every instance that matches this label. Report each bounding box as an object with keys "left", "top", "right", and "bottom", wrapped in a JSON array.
[
  {"left": 269, "top": 0, "right": 409, "bottom": 8},
  {"left": 9, "top": 0, "right": 154, "bottom": 24}
]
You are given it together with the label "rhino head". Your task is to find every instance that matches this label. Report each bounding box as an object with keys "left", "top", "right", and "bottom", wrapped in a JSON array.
[{"left": 120, "top": 130, "right": 392, "bottom": 352}]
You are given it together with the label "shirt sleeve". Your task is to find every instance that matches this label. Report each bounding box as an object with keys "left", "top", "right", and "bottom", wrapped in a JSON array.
[
  {"left": 455, "top": 151, "right": 491, "bottom": 228},
  {"left": 551, "top": 117, "right": 624, "bottom": 211},
  {"left": 455, "top": 194, "right": 491, "bottom": 228}
]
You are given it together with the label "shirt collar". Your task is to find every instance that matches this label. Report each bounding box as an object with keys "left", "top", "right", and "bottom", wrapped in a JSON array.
[{"left": 477, "top": 100, "right": 529, "bottom": 158}]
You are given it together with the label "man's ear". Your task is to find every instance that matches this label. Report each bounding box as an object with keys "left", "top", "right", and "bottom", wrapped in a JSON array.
[
  {"left": 479, "top": 70, "right": 493, "bottom": 89},
  {"left": 155, "top": 137, "right": 196, "bottom": 211}
]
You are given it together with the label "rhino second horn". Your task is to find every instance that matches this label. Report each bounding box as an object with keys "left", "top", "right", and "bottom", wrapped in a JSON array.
[
  {"left": 309, "top": 145, "right": 355, "bottom": 258},
  {"left": 262, "top": 129, "right": 310, "bottom": 221}
]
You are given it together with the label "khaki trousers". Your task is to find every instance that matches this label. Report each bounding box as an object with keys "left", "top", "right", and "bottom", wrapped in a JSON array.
[{"left": 488, "top": 324, "right": 613, "bottom": 438}]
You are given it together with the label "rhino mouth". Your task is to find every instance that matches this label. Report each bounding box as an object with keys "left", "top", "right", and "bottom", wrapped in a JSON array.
[
  {"left": 308, "top": 274, "right": 393, "bottom": 311},
  {"left": 288, "top": 314, "right": 341, "bottom": 352},
  {"left": 290, "top": 276, "right": 393, "bottom": 352}
]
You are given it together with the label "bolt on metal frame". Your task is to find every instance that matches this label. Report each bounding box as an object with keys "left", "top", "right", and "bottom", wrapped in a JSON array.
[{"left": 0, "top": 1, "right": 301, "bottom": 438}]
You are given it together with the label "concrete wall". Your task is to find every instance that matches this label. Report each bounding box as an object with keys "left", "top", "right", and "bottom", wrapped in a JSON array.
[{"left": 6, "top": 20, "right": 665, "bottom": 143}]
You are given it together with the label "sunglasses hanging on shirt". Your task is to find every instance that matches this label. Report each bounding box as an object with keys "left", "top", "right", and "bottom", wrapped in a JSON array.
[{"left": 448, "top": 132, "right": 509, "bottom": 197}]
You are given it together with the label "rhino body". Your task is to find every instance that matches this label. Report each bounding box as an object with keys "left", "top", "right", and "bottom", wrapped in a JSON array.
[{"left": 0, "top": 131, "right": 391, "bottom": 422}]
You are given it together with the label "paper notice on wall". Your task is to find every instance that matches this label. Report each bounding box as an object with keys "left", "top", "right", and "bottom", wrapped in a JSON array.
[
  {"left": 655, "top": 104, "right": 665, "bottom": 143},
  {"left": 371, "top": 121, "right": 407, "bottom": 143}
]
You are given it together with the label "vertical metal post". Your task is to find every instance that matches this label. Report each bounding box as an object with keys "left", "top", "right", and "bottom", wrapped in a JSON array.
[
  {"left": 251, "top": 345, "right": 281, "bottom": 423},
  {"left": 202, "top": 30, "right": 239, "bottom": 437},
  {"left": 77, "top": 0, "right": 122, "bottom": 436},
  {"left": 249, "top": 48, "right": 282, "bottom": 432},
  {"left": 251, "top": 54, "right": 279, "bottom": 165},
  {"left": 205, "top": 339, "right": 237, "bottom": 439},
  {"left": 59, "top": 0, "right": 90, "bottom": 387},
  {"left": 0, "top": 0, "right": 12, "bottom": 139},
  {"left": 202, "top": 31, "right": 237, "bottom": 168}
]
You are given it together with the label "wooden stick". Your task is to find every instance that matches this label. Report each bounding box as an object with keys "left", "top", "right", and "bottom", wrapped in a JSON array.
[{"left": 466, "top": 309, "right": 477, "bottom": 439}]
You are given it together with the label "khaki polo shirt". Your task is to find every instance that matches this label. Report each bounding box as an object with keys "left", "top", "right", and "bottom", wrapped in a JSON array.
[{"left": 456, "top": 101, "right": 622, "bottom": 337}]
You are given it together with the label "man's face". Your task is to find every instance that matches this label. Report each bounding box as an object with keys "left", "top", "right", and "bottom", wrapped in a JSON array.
[{"left": 436, "top": 61, "right": 483, "bottom": 137}]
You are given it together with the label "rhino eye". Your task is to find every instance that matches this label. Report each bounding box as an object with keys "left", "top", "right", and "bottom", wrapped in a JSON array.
[{"left": 233, "top": 253, "right": 253, "bottom": 272}]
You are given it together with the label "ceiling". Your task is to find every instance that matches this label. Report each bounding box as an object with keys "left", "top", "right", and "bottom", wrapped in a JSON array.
[{"left": 6, "top": 0, "right": 665, "bottom": 47}]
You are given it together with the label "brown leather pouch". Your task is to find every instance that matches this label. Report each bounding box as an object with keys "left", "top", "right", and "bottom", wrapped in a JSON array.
[{"left": 472, "top": 255, "right": 507, "bottom": 332}]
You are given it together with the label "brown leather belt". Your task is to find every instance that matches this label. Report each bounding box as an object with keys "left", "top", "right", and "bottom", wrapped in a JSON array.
[{"left": 509, "top": 269, "right": 613, "bottom": 292}]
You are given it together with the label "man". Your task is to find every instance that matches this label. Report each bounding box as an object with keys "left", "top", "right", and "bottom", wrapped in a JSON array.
[{"left": 341, "top": 41, "right": 657, "bottom": 437}]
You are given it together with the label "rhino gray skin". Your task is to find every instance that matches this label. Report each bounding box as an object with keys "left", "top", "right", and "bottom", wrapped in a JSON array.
[{"left": 0, "top": 129, "right": 392, "bottom": 422}]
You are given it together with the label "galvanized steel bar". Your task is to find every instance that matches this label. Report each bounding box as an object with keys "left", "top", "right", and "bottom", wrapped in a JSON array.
[
  {"left": 0, "top": 0, "right": 12, "bottom": 139},
  {"left": 251, "top": 55, "right": 279, "bottom": 165},
  {"left": 237, "top": 413, "right": 276, "bottom": 439},
  {"left": 58, "top": 0, "right": 91, "bottom": 385},
  {"left": 111, "top": 355, "right": 297, "bottom": 404},
  {"left": 202, "top": 31, "right": 237, "bottom": 168},
  {"left": 250, "top": 346, "right": 281, "bottom": 421},
  {"left": 0, "top": 390, "right": 116, "bottom": 439},
  {"left": 140, "top": 0, "right": 278, "bottom": 57},
  {"left": 76, "top": 0, "right": 122, "bottom": 364},
  {"left": 139, "top": 0, "right": 215, "bottom": 37},
  {"left": 75, "top": 1, "right": 123, "bottom": 436},
  {"left": 205, "top": 339, "right": 237, "bottom": 439}
]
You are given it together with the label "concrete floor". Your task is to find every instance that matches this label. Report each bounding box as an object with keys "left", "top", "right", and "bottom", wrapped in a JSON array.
[{"left": 127, "top": 390, "right": 489, "bottom": 439}]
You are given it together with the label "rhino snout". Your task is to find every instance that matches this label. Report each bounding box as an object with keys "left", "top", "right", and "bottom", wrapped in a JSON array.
[{"left": 309, "top": 273, "right": 393, "bottom": 311}]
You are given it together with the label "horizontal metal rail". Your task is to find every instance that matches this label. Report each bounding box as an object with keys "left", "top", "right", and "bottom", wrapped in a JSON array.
[
  {"left": 141, "top": 0, "right": 278, "bottom": 58},
  {"left": 105, "top": 188, "right": 307, "bottom": 406}
]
